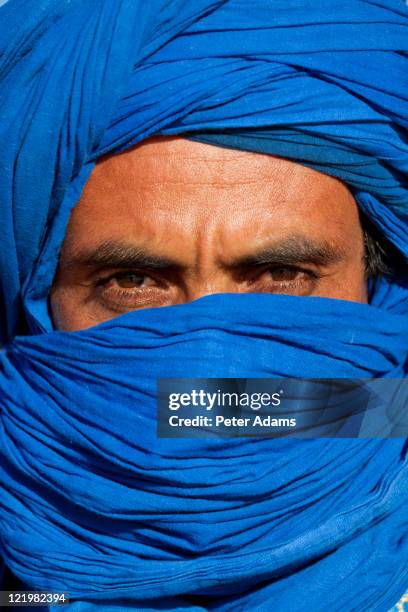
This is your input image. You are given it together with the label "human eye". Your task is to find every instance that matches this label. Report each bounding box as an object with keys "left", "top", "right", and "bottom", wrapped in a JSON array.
[
  {"left": 93, "top": 270, "right": 169, "bottom": 312},
  {"left": 252, "top": 265, "right": 321, "bottom": 296}
]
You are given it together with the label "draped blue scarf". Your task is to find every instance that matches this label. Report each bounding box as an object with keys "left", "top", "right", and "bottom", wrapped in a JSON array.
[{"left": 0, "top": 1, "right": 407, "bottom": 610}]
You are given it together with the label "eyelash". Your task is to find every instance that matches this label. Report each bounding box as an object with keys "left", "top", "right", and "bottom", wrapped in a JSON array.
[
  {"left": 93, "top": 270, "right": 165, "bottom": 311},
  {"left": 248, "top": 264, "right": 321, "bottom": 285},
  {"left": 88, "top": 263, "right": 325, "bottom": 314},
  {"left": 94, "top": 270, "right": 163, "bottom": 288},
  {"left": 94, "top": 265, "right": 321, "bottom": 290}
]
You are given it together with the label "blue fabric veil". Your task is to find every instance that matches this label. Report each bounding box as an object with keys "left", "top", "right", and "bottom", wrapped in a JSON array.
[{"left": 0, "top": 1, "right": 407, "bottom": 610}]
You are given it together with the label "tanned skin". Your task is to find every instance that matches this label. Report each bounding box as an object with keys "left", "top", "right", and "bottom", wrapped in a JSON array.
[{"left": 51, "top": 137, "right": 367, "bottom": 331}]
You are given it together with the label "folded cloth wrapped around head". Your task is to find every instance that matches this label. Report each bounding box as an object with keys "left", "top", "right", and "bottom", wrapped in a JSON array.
[{"left": 0, "top": 1, "right": 407, "bottom": 610}]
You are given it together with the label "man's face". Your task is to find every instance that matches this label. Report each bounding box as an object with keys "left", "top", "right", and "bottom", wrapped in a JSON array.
[{"left": 51, "top": 137, "right": 367, "bottom": 331}]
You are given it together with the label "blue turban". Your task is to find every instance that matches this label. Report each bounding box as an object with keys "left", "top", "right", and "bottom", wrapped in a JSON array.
[{"left": 0, "top": 1, "right": 407, "bottom": 610}]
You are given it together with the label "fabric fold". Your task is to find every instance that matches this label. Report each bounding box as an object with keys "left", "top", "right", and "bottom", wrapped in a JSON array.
[{"left": 0, "top": 1, "right": 407, "bottom": 610}]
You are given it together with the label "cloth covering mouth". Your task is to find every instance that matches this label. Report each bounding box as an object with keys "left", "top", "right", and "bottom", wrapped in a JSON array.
[
  {"left": 1, "top": 292, "right": 408, "bottom": 610},
  {"left": 0, "top": 1, "right": 407, "bottom": 610}
]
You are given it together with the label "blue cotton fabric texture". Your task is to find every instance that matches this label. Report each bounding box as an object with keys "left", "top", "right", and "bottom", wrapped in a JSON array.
[{"left": 0, "top": 1, "right": 407, "bottom": 610}]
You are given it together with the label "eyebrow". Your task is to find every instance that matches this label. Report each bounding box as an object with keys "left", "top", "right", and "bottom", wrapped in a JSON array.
[
  {"left": 62, "top": 235, "right": 346, "bottom": 271},
  {"left": 229, "top": 235, "right": 347, "bottom": 268},
  {"left": 62, "top": 241, "right": 181, "bottom": 271}
]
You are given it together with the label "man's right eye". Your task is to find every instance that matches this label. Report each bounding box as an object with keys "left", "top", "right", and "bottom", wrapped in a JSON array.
[
  {"left": 105, "top": 271, "right": 151, "bottom": 288},
  {"left": 95, "top": 270, "right": 159, "bottom": 289},
  {"left": 91, "top": 270, "right": 171, "bottom": 313}
]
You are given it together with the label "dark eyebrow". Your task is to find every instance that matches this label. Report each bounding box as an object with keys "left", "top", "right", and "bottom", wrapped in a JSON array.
[
  {"left": 61, "top": 235, "right": 347, "bottom": 273},
  {"left": 228, "top": 235, "right": 347, "bottom": 268},
  {"left": 62, "top": 240, "right": 183, "bottom": 271}
]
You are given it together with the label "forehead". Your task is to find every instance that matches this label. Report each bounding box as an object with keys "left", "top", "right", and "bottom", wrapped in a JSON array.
[{"left": 64, "top": 136, "right": 361, "bottom": 251}]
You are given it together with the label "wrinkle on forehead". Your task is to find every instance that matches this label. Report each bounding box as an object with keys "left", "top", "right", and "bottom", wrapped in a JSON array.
[
  {"left": 78, "top": 136, "right": 358, "bottom": 242},
  {"left": 51, "top": 136, "right": 368, "bottom": 332},
  {"left": 91, "top": 136, "right": 351, "bottom": 194},
  {"left": 66, "top": 136, "right": 361, "bottom": 260}
]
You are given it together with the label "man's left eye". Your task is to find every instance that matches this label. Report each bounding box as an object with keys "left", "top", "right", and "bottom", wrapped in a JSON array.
[
  {"left": 267, "top": 267, "right": 306, "bottom": 282},
  {"left": 249, "top": 265, "right": 321, "bottom": 296}
]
